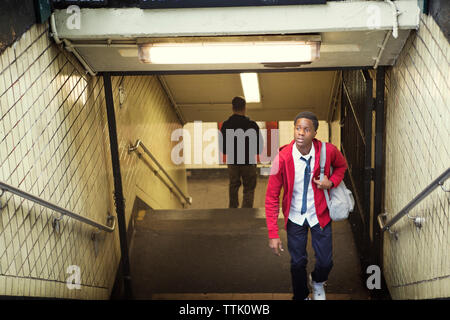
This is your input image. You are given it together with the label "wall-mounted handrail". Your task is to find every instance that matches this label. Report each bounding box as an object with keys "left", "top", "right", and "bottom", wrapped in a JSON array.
[
  {"left": 378, "top": 167, "right": 450, "bottom": 235},
  {"left": 0, "top": 181, "right": 115, "bottom": 233},
  {"left": 129, "top": 139, "right": 192, "bottom": 206}
]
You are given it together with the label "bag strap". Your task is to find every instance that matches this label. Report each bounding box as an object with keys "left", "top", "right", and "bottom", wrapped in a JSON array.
[{"left": 320, "top": 142, "right": 331, "bottom": 207}]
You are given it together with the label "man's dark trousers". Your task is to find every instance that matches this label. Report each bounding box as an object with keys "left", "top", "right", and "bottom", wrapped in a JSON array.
[
  {"left": 227, "top": 164, "right": 257, "bottom": 208},
  {"left": 286, "top": 219, "right": 333, "bottom": 300}
]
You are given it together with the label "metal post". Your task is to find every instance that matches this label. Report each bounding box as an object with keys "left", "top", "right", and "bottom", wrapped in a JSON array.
[
  {"left": 373, "top": 66, "right": 386, "bottom": 267},
  {"left": 362, "top": 70, "right": 373, "bottom": 235},
  {"left": 103, "top": 73, "right": 133, "bottom": 299}
]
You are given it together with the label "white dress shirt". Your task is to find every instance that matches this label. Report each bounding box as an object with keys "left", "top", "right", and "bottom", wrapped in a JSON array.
[{"left": 288, "top": 143, "right": 319, "bottom": 227}]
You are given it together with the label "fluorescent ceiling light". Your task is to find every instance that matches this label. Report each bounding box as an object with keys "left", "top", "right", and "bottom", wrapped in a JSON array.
[
  {"left": 138, "top": 41, "right": 320, "bottom": 64},
  {"left": 240, "top": 73, "right": 260, "bottom": 103}
]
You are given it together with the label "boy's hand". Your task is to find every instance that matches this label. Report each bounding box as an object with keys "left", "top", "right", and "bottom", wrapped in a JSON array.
[
  {"left": 269, "top": 238, "right": 284, "bottom": 256},
  {"left": 313, "top": 175, "right": 333, "bottom": 190}
]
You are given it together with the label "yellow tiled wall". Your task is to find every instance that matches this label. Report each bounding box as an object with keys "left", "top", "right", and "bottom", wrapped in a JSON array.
[
  {"left": 384, "top": 13, "right": 450, "bottom": 299},
  {"left": 330, "top": 101, "right": 341, "bottom": 151},
  {"left": 0, "top": 22, "right": 116, "bottom": 299},
  {"left": 0, "top": 22, "right": 187, "bottom": 299},
  {"left": 106, "top": 75, "right": 188, "bottom": 215}
]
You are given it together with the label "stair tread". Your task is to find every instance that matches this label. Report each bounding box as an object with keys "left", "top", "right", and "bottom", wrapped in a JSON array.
[
  {"left": 140, "top": 208, "right": 268, "bottom": 220},
  {"left": 149, "top": 293, "right": 368, "bottom": 300},
  {"left": 130, "top": 208, "right": 370, "bottom": 300}
]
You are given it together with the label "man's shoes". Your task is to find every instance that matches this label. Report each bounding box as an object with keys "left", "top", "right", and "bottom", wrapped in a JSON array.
[{"left": 309, "top": 274, "right": 326, "bottom": 300}]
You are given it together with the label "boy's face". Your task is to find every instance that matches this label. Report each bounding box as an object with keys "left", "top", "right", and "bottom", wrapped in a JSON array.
[{"left": 294, "top": 118, "right": 317, "bottom": 150}]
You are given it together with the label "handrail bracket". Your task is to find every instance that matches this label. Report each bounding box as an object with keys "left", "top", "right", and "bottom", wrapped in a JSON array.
[
  {"left": 377, "top": 167, "right": 449, "bottom": 240},
  {"left": 378, "top": 213, "right": 398, "bottom": 240}
]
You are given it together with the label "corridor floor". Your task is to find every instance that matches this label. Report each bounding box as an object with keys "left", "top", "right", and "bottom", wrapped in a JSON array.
[{"left": 129, "top": 168, "right": 370, "bottom": 300}]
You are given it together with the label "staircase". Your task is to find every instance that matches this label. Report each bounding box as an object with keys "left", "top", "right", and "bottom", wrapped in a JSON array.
[{"left": 129, "top": 208, "right": 370, "bottom": 300}]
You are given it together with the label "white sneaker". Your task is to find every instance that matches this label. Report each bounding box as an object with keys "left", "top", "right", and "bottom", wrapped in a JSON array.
[{"left": 309, "top": 274, "right": 326, "bottom": 300}]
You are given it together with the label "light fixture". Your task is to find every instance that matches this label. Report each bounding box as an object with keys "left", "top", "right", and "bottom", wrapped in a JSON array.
[
  {"left": 240, "top": 73, "right": 260, "bottom": 103},
  {"left": 138, "top": 41, "right": 320, "bottom": 64}
]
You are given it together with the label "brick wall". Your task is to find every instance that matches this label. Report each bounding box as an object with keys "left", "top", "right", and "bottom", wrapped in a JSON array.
[{"left": 384, "top": 13, "right": 449, "bottom": 299}]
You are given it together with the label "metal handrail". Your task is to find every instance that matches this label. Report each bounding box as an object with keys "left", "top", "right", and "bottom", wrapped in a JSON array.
[
  {"left": 378, "top": 167, "right": 450, "bottom": 236},
  {"left": 129, "top": 139, "right": 192, "bottom": 206},
  {"left": 0, "top": 181, "right": 115, "bottom": 233}
]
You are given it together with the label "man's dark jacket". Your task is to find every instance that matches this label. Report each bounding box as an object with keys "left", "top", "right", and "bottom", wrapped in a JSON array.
[{"left": 220, "top": 114, "right": 263, "bottom": 165}]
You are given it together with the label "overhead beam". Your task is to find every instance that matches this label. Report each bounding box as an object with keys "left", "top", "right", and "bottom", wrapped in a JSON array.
[
  {"left": 54, "top": 1, "right": 419, "bottom": 40},
  {"left": 97, "top": 66, "right": 370, "bottom": 77}
]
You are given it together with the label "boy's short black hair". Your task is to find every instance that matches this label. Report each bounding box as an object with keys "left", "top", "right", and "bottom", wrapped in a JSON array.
[
  {"left": 294, "top": 111, "right": 319, "bottom": 131},
  {"left": 232, "top": 96, "right": 246, "bottom": 112}
]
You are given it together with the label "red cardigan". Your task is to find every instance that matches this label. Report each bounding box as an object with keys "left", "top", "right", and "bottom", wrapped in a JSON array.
[{"left": 265, "top": 139, "right": 348, "bottom": 239}]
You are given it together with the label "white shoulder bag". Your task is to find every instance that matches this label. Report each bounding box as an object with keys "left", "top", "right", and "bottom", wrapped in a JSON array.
[{"left": 320, "top": 142, "right": 355, "bottom": 221}]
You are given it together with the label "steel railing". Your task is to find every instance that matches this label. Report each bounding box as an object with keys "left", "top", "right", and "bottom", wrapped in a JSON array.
[
  {"left": 378, "top": 167, "right": 450, "bottom": 239},
  {"left": 129, "top": 139, "right": 192, "bottom": 206},
  {"left": 0, "top": 181, "right": 115, "bottom": 233}
]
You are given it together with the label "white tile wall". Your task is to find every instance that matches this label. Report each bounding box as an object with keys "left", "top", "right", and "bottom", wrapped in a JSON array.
[{"left": 384, "top": 13, "right": 450, "bottom": 299}]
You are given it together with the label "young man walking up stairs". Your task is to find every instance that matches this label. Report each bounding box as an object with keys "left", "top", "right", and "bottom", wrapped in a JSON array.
[{"left": 265, "top": 112, "right": 348, "bottom": 300}]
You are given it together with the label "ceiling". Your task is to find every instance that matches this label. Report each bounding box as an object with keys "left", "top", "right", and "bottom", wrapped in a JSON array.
[
  {"left": 70, "top": 29, "right": 411, "bottom": 72},
  {"left": 160, "top": 71, "right": 337, "bottom": 122},
  {"left": 51, "top": 2, "right": 419, "bottom": 122}
]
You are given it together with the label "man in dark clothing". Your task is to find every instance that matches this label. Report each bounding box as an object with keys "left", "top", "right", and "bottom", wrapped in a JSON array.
[{"left": 220, "top": 96, "right": 263, "bottom": 208}]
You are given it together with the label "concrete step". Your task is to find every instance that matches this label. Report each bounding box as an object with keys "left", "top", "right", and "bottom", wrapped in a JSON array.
[
  {"left": 130, "top": 208, "right": 370, "bottom": 300},
  {"left": 136, "top": 208, "right": 269, "bottom": 222},
  {"left": 134, "top": 208, "right": 275, "bottom": 236},
  {"left": 150, "top": 293, "right": 365, "bottom": 300}
]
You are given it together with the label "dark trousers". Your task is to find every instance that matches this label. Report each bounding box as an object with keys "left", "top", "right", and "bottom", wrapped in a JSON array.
[
  {"left": 286, "top": 219, "right": 333, "bottom": 300},
  {"left": 227, "top": 164, "right": 257, "bottom": 208}
]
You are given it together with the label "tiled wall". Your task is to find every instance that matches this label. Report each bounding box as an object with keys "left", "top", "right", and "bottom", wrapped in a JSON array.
[
  {"left": 384, "top": 13, "right": 449, "bottom": 299},
  {"left": 106, "top": 74, "right": 188, "bottom": 215},
  {"left": 0, "top": 22, "right": 116, "bottom": 299},
  {"left": 0, "top": 22, "right": 187, "bottom": 298}
]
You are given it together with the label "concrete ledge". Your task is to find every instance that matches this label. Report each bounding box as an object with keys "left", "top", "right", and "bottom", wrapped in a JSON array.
[{"left": 54, "top": 1, "right": 419, "bottom": 39}]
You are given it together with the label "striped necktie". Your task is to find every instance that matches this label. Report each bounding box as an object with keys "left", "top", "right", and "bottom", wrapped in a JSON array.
[{"left": 300, "top": 156, "right": 312, "bottom": 214}]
